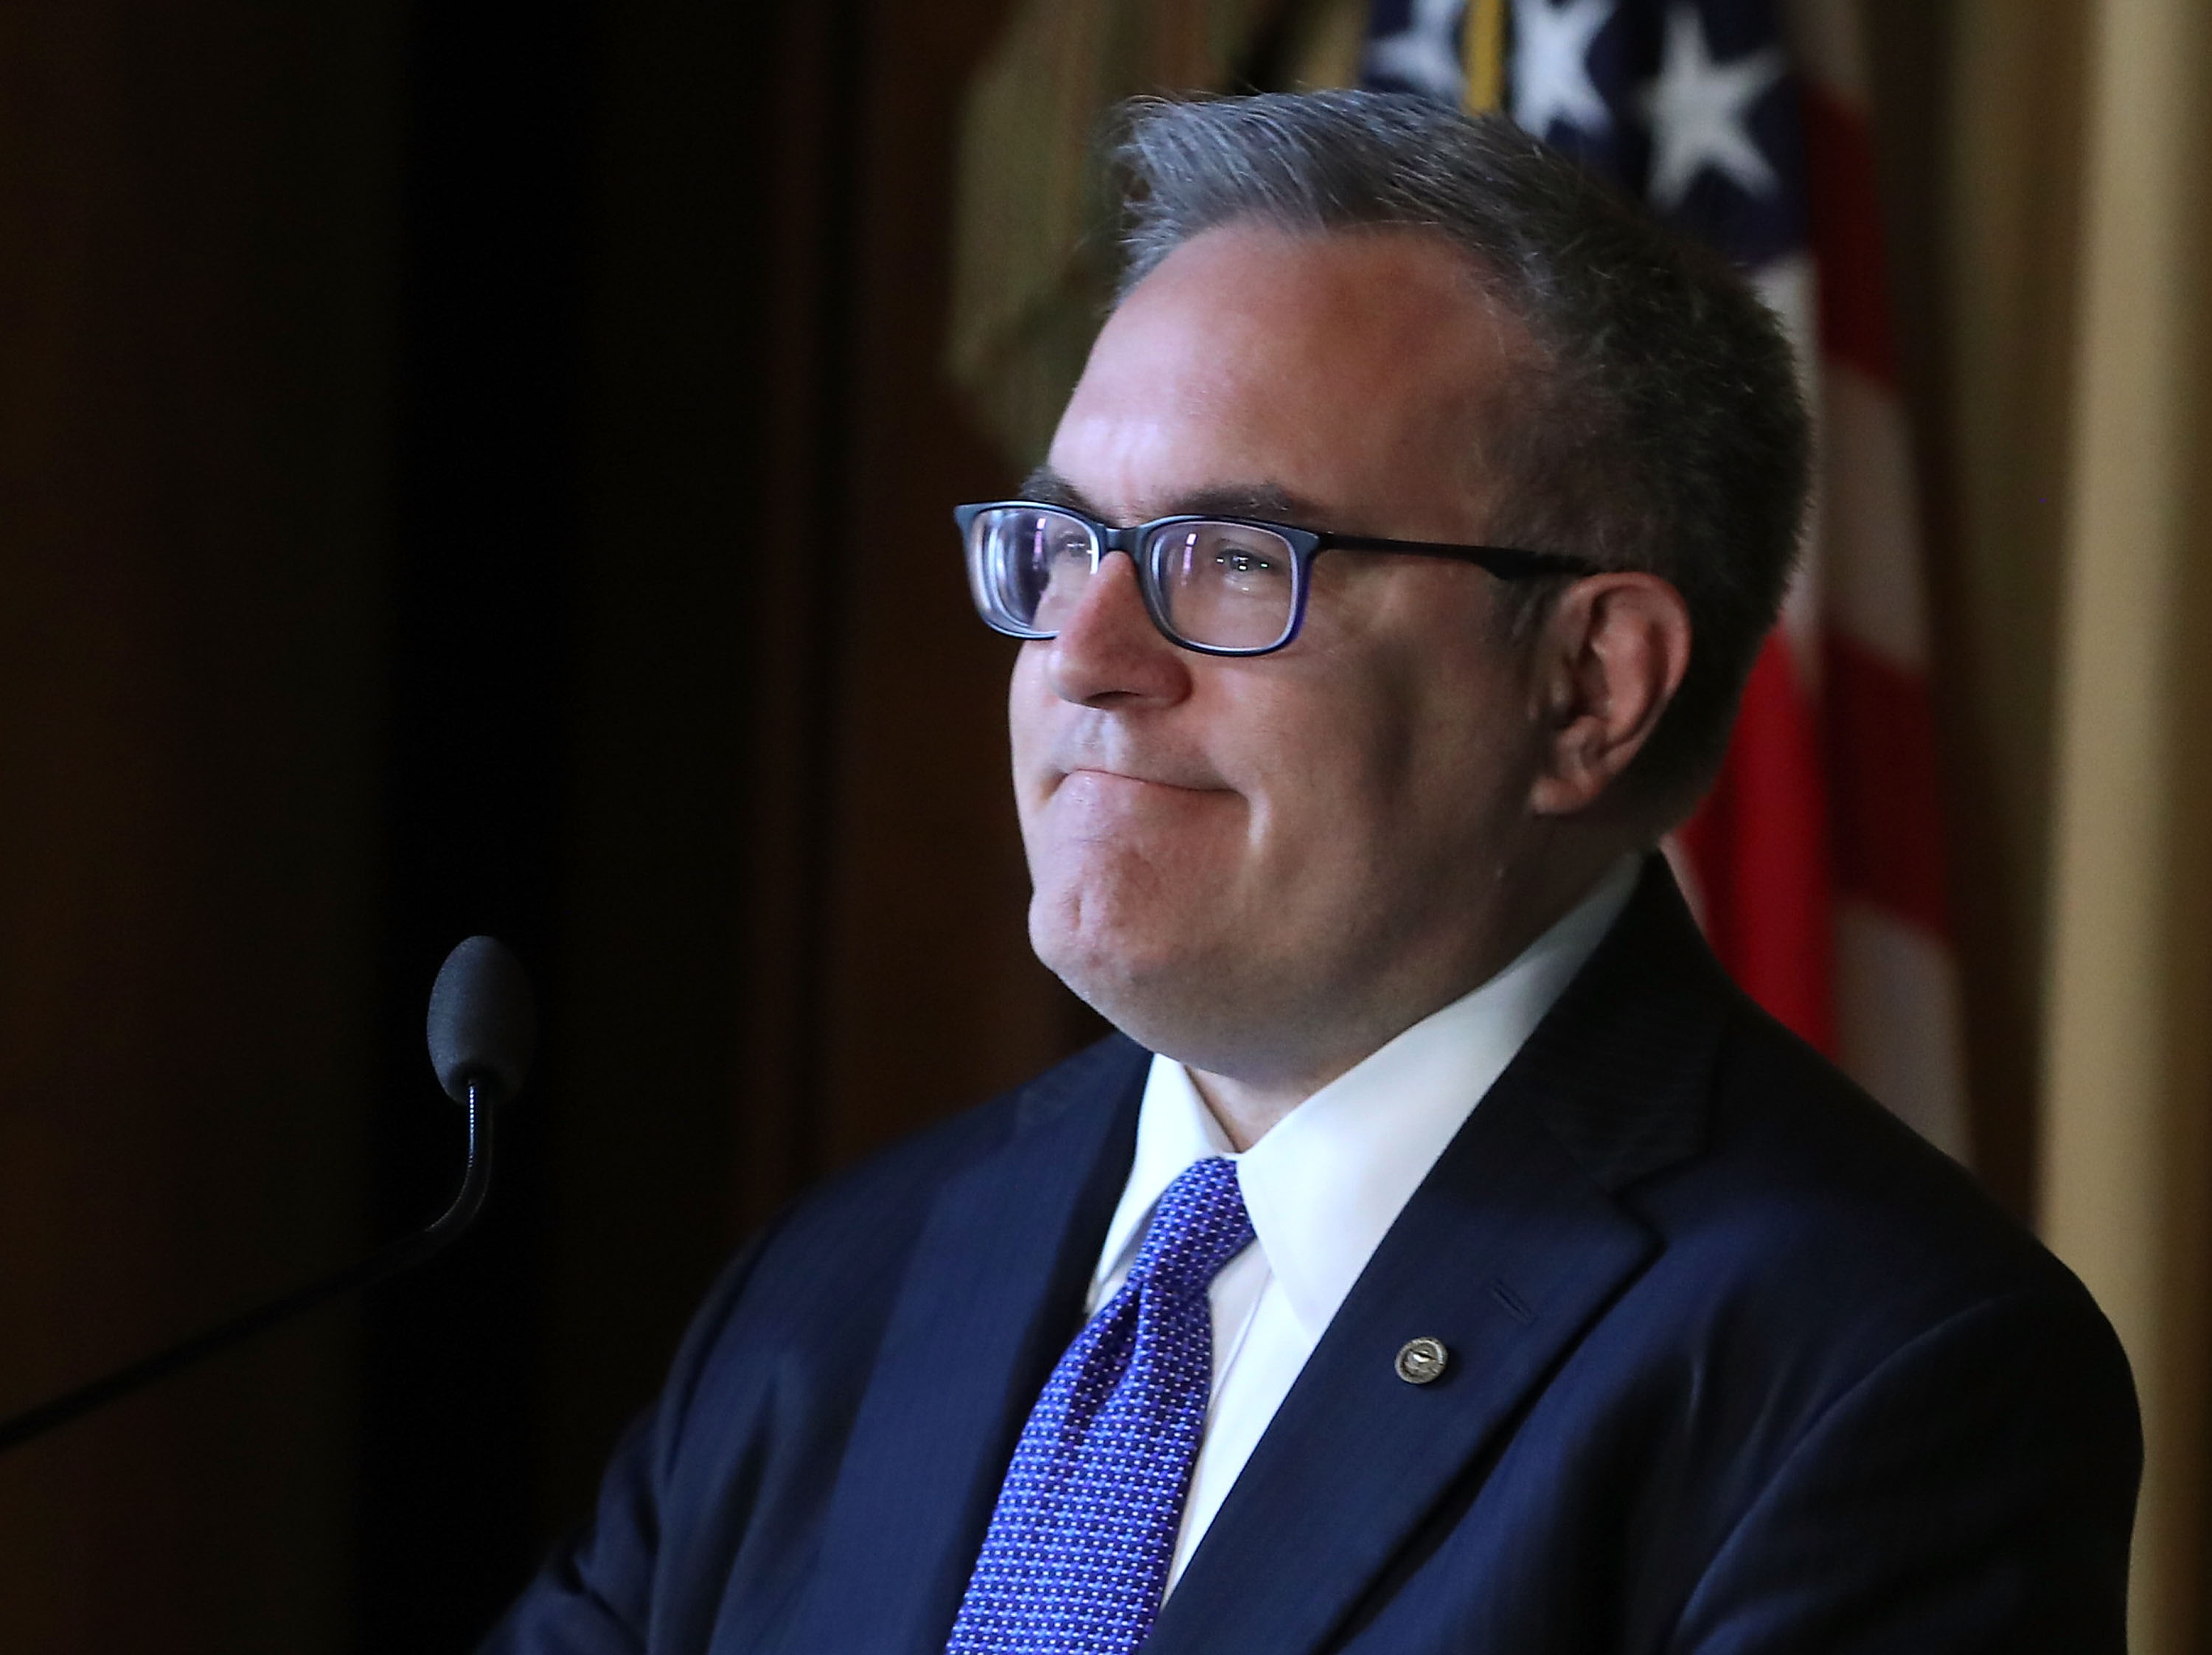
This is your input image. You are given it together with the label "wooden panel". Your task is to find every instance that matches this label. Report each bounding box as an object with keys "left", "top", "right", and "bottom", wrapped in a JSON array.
[
  {"left": 818, "top": 0, "right": 1099, "bottom": 1171},
  {"left": 532, "top": 0, "right": 1099, "bottom": 1550},
  {"left": 0, "top": 3, "right": 400, "bottom": 1648}
]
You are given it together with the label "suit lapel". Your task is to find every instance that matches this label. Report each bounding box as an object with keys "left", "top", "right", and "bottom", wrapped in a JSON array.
[
  {"left": 1147, "top": 860, "right": 1734, "bottom": 1655},
  {"left": 772, "top": 1035, "right": 1147, "bottom": 1655}
]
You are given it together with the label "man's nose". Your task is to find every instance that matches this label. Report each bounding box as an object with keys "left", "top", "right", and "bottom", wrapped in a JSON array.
[{"left": 1042, "top": 551, "right": 1193, "bottom": 708}]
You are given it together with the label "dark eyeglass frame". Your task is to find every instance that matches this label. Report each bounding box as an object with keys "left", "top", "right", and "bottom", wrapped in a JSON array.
[{"left": 956, "top": 500, "right": 1601, "bottom": 658}]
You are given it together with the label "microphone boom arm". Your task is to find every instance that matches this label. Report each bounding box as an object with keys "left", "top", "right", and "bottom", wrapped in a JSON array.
[{"left": 0, "top": 1080, "right": 496, "bottom": 1457}]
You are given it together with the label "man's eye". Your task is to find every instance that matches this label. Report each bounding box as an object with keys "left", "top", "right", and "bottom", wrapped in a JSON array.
[{"left": 1213, "top": 546, "right": 1282, "bottom": 577}]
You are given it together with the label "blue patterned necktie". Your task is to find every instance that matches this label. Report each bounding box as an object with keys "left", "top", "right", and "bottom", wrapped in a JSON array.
[{"left": 945, "top": 1155, "right": 1256, "bottom": 1655}]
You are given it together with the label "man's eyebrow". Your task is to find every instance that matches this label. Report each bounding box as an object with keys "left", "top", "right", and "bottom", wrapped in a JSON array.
[
  {"left": 1017, "top": 468, "right": 1327, "bottom": 526},
  {"left": 1019, "top": 467, "right": 1096, "bottom": 513},
  {"left": 1169, "top": 482, "right": 1326, "bottom": 523}
]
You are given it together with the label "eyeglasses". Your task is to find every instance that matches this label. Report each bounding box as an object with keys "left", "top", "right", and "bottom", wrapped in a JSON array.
[{"left": 956, "top": 501, "right": 1598, "bottom": 658}]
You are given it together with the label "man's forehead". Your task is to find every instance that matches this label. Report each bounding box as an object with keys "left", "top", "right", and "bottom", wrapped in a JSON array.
[{"left": 1040, "top": 224, "right": 1537, "bottom": 547}]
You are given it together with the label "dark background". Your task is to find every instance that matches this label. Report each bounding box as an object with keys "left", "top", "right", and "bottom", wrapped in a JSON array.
[
  {"left": 0, "top": 0, "right": 1091, "bottom": 1648},
  {"left": 0, "top": 1, "right": 1993, "bottom": 1651}
]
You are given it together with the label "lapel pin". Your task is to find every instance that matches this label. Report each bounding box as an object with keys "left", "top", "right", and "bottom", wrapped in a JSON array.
[{"left": 1394, "top": 1336, "right": 1449, "bottom": 1385}]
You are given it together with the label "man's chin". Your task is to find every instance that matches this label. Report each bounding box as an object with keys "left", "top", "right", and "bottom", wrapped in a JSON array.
[{"left": 1026, "top": 901, "right": 1254, "bottom": 1064}]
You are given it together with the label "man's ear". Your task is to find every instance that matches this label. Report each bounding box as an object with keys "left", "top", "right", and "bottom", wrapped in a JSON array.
[{"left": 1526, "top": 573, "right": 1692, "bottom": 816}]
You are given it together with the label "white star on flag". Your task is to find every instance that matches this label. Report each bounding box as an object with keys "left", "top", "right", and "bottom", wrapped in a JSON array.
[
  {"left": 1365, "top": 0, "right": 1468, "bottom": 104},
  {"left": 1512, "top": 0, "right": 1615, "bottom": 139},
  {"left": 1638, "top": 4, "right": 1787, "bottom": 210}
]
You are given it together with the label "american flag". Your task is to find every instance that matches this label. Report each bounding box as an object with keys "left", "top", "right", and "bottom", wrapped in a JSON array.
[{"left": 1364, "top": 0, "right": 1969, "bottom": 1159}]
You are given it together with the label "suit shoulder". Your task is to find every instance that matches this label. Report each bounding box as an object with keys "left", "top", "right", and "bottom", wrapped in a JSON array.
[
  {"left": 644, "top": 1032, "right": 1145, "bottom": 1446},
  {"left": 1657, "top": 998, "right": 2102, "bottom": 1333},
  {"left": 1591, "top": 999, "right": 2139, "bottom": 1546},
  {"left": 782, "top": 1032, "right": 1143, "bottom": 1220},
  {"left": 718, "top": 1033, "right": 1146, "bottom": 1313}
]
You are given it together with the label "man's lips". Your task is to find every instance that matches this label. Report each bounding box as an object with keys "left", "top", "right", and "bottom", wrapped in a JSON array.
[
  {"left": 1048, "top": 757, "right": 1256, "bottom": 810},
  {"left": 1053, "top": 764, "right": 1228, "bottom": 797}
]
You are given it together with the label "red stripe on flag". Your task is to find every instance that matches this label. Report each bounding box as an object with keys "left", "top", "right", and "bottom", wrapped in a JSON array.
[
  {"left": 1824, "top": 631, "right": 1951, "bottom": 938},
  {"left": 1803, "top": 80, "right": 1897, "bottom": 388},
  {"left": 1677, "top": 631, "right": 1834, "bottom": 1052}
]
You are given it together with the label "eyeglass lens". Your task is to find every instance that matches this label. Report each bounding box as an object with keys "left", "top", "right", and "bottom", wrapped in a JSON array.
[{"left": 970, "top": 506, "right": 1298, "bottom": 652}]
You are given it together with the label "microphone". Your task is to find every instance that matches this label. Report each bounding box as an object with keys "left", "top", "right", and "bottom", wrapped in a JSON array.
[
  {"left": 0, "top": 936, "right": 535, "bottom": 1455},
  {"left": 428, "top": 934, "right": 537, "bottom": 1107}
]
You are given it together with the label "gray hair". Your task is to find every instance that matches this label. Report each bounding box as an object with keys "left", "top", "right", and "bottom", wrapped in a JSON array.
[{"left": 1110, "top": 89, "right": 1811, "bottom": 805}]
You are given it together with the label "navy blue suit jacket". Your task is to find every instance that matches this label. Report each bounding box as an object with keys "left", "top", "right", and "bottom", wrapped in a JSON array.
[{"left": 483, "top": 862, "right": 2139, "bottom": 1654}]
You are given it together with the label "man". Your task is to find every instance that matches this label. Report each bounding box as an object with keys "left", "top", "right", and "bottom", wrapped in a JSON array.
[{"left": 484, "top": 91, "right": 2138, "bottom": 1654}]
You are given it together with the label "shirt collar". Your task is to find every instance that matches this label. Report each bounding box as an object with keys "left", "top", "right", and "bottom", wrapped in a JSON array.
[{"left": 1091, "top": 855, "right": 1641, "bottom": 1331}]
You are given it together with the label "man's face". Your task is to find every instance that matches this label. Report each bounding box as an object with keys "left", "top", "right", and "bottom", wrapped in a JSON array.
[{"left": 1011, "top": 222, "right": 1559, "bottom": 1088}]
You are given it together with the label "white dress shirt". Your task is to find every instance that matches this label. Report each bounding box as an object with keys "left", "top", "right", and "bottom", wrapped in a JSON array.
[{"left": 1084, "top": 855, "right": 1641, "bottom": 1590}]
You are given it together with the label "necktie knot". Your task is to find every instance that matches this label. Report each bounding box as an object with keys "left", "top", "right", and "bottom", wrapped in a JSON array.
[{"left": 1128, "top": 1156, "right": 1253, "bottom": 1300}]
